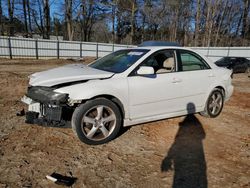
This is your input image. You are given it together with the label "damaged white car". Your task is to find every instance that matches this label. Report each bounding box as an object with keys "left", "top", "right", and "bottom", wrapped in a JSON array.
[{"left": 22, "top": 43, "right": 234, "bottom": 145}]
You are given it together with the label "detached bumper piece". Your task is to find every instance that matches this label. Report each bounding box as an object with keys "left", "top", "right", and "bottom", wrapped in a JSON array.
[
  {"left": 26, "top": 111, "right": 39, "bottom": 124},
  {"left": 23, "top": 86, "right": 73, "bottom": 126}
]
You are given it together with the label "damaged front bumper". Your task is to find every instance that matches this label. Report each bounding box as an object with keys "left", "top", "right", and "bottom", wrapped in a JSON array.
[
  {"left": 26, "top": 86, "right": 68, "bottom": 105},
  {"left": 21, "top": 86, "right": 72, "bottom": 126}
]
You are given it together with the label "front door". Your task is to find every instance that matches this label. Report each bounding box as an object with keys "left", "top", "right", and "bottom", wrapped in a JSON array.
[{"left": 127, "top": 50, "right": 185, "bottom": 119}]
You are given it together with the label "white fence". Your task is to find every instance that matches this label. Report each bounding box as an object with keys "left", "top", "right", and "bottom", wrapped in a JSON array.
[
  {"left": 0, "top": 36, "right": 133, "bottom": 59},
  {"left": 0, "top": 36, "right": 250, "bottom": 61},
  {"left": 191, "top": 47, "right": 250, "bottom": 61}
]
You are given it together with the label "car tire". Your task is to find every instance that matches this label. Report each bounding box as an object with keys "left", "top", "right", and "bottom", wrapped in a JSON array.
[
  {"left": 71, "top": 98, "right": 122, "bottom": 145},
  {"left": 200, "top": 89, "right": 224, "bottom": 118}
]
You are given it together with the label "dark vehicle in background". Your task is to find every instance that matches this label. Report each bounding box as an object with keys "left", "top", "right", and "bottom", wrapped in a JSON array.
[{"left": 215, "top": 57, "right": 250, "bottom": 73}]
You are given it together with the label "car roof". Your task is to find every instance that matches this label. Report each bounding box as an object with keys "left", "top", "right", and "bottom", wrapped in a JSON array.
[
  {"left": 138, "top": 41, "right": 181, "bottom": 47},
  {"left": 222, "top": 57, "right": 246, "bottom": 59},
  {"left": 131, "top": 46, "right": 193, "bottom": 51}
]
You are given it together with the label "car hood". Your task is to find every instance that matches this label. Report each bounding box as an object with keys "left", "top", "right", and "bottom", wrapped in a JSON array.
[{"left": 29, "top": 64, "right": 114, "bottom": 87}]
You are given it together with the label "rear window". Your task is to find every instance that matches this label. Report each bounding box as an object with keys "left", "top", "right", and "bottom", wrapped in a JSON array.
[{"left": 179, "top": 50, "right": 210, "bottom": 71}]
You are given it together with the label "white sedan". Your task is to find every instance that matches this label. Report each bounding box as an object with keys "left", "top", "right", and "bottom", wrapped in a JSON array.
[{"left": 22, "top": 45, "right": 234, "bottom": 145}]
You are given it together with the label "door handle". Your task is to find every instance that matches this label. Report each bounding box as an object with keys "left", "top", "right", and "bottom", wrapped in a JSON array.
[{"left": 172, "top": 78, "right": 182, "bottom": 83}]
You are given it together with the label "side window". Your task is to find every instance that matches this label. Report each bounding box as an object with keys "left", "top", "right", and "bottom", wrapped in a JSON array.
[
  {"left": 140, "top": 50, "right": 176, "bottom": 74},
  {"left": 179, "top": 50, "right": 210, "bottom": 71}
]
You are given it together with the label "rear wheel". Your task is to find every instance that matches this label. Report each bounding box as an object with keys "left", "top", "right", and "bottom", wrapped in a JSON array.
[
  {"left": 72, "top": 98, "right": 122, "bottom": 145},
  {"left": 200, "top": 89, "right": 224, "bottom": 118}
]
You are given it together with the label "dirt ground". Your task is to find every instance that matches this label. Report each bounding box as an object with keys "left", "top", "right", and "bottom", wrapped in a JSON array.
[{"left": 0, "top": 58, "right": 249, "bottom": 188}]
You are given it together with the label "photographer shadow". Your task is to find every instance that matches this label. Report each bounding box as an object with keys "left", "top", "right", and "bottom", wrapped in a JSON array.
[{"left": 161, "top": 103, "right": 207, "bottom": 188}]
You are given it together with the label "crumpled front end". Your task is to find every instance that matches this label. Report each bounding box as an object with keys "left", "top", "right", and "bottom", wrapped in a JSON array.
[{"left": 21, "top": 86, "right": 73, "bottom": 126}]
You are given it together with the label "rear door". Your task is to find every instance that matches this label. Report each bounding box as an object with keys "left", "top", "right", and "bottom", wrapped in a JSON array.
[{"left": 175, "top": 49, "right": 214, "bottom": 110}]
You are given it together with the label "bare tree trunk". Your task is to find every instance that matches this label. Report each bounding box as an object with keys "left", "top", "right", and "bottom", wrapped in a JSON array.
[
  {"left": 116, "top": 12, "right": 121, "bottom": 43},
  {"left": 65, "top": 0, "right": 73, "bottom": 40},
  {"left": 184, "top": 12, "right": 191, "bottom": 46},
  {"left": 111, "top": 1, "right": 116, "bottom": 44},
  {"left": 0, "top": 0, "right": 3, "bottom": 35},
  {"left": 141, "top": 13, "right": 145, "bottom": 43},
  {"left": 242, "top": 0, "right": 250, "bottom": 45},
  {"left": 202, "top": 0, "right": 212, "bottom": 46},
  {"left": 22, "top": 0, "right": 28, "bottom": 36},
  {"left": 235, "top": 13, "right": 242, "bottom": 37},
  {"left": 54, "top": 18, "right": 59, "bottom": 39},
  {"left": 172, "top": 8, "right": 179, "bottom": 42},
  {"left": 7, "top": 0, "right": 15, "bottom": 36},
  {"left": 222, "top": 5, "right": 233, "bottom": 46},
  {"left": 130, "top": 0, "right": 135, "bottom": 44},
  {"left": 215, "top": 0, "right": 228, "bottom": 46},
  {"left": 87, "top": 18, "right": 94, "bottom": 41},
  {"left": 218, "top": 5, "right": 233, "bottom": 46},
  {"left": 37, "top": 0, "right": 44, "bottom": 37},
  {"left": 207, "top": 0, "right": 221, "bottom": 47},
  {"left": 183, "top": 19, "right": 188, "bottom": 46},
  {"left": 27, "top": 0, "right": 32, "bottom": 33},
  {"left": 43, "top": 0, "right": 50, "bottom": 39},
  {"left": 81, "top": 0, "right": 95, "bottom": 42},
  {"left": 194, "top": 0, "right": 201, "bottom": 46},
  {"left": 82, "top": 0, "right": 87, "bottom": 41},
  {"left": 152, "top": 24, "right": 158, "bottom": 40}
]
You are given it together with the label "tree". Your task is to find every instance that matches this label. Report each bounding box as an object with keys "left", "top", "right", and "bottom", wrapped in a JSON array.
[
  {"left": 27, "top": 0, "right": 32, "bottom": 33},
  {"left": 242, "top": 0, "right": 250, "bottom": 43},
  {"left": 194, "top": 0, "right": 201, "bottom": 46},
  {"left": 7, "top": 0, "right": 15, "bottom": 36},
  {"left": 207, "top": 0, "right": 222, "bottom": 47},
  {"left": 32, "top": 0, "right": 44, "bottom": 37},
  {"left": 43, "top": 0, "right": 50, "bottom": 39},
  {"left": 22, "top": 0, "right": 28, "bottom": 36},
  {"left": 130, "top": 0, "right": 136, "bottom": 44},
  {"left": 214, "top": 0, "right": 229, "bottom": 46},
  {"left": 0, "top": 0, "right": 3, "bottom": 35},
  {"left": 111, "top": 0, "right": 116, "bottom": 43},
  {"left": 53, "top": 17, "right": 64, "bottom": 39},
  {"left": 80, "top": 0, "right": 104, "bottom": 41},
  {"left": 1, "top": 0, "right": 249, "bottom": 46},
  {"left": 65, "top": 0, "right": 73, "bottom": 40}
]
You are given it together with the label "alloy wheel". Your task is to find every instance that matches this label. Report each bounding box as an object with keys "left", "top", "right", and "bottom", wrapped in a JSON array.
[
  {"left": 81, "top": 105, "right": 116, "bottom": 141},
  {"left": 208, "top": 91, "right": 223, "bottom": 116}
]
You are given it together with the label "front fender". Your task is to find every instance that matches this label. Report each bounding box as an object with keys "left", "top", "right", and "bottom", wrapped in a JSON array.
[{"left": 55, "top": 78, "right": 129, "bottom": 118}]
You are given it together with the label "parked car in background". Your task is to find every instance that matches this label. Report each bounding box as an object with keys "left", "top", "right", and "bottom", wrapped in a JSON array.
[
  {"left": 21, "top": 43, "right": 234, "bottom": 145},
  {"left": 215, "top": 57, "right": 250, "bottom": 73}
]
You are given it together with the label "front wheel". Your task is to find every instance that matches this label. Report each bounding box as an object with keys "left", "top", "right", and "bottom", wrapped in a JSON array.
[
  {"left": 200, "top": 89, "right": 224, "bottom": 118},
  {"left": 72, "top": 98, "right": 122, "bottom": 145}
]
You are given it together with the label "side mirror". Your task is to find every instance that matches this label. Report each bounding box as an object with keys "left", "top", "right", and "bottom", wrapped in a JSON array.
[{"left": 137, "top": 66, "right": 155, "bottom": 75}]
